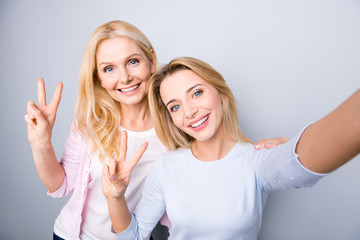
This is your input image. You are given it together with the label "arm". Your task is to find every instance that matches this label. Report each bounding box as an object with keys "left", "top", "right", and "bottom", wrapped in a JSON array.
[
  {"left": 102, "top": 131, "right": 148, "bottom": 233},
  {"left": 105, "top": 195, "right": 133, "bottom": 233},
  {"left": 296, "top": 89, "right": 360, "bottom": 173},
  {"left": 24, "top": 78, "right": 65, "bottom": 193}
]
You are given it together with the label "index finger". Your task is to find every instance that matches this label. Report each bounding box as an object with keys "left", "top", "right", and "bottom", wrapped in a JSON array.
[{"left": 37, "top": 78, "right": 47, "bottom": 106}]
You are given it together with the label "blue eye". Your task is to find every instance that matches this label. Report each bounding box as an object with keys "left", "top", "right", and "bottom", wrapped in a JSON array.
[
  {"left": 104, "top": 66, "right": 114, "bottom": 73},
  {"left": 170, "top": 105, "right": 180, "bottom": 112},
  {"left": 193, "top": 90, "right": 202, "bottom": 97},
  {"left": 129, "top": 59, "right": 139, "bottom": 65}
]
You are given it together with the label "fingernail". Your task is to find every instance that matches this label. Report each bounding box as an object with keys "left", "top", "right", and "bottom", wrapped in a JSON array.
[{"left": 109, "top": 175, "right": 117, "bottom": 182}]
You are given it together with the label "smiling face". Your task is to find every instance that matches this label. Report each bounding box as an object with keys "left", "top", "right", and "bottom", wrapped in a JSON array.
[
  {"left": 160, "top": 69, "right": 225, "bottom": 143},
  {"left": 96, "top": 37, "right": 154, "bottom": 107}
]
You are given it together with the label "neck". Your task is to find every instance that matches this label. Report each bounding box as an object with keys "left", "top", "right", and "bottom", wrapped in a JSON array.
[
  {"left": 120, "top": 99, "right": 153, "bottom": 131},
  {"left": 190, "top": 127, "right": 237, "bottom": 161}
]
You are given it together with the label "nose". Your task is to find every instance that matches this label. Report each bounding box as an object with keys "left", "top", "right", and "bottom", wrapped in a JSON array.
[
  {"left": 184, "top": 101, "right": 198, "bottom": 119},
  {"left": 118, "top": 67, "right": 132, "bottom": 84}
]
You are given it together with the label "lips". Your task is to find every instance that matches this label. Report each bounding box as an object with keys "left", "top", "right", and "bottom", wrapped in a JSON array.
[
  {"left": 189, "top": 115, "right": 209, "bottom": 128},
  {"left": 119, "top": 83, "right": 140, "bottom": 93}
]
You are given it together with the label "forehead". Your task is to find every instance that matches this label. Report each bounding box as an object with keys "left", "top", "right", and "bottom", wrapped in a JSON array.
[
  {"left": 160, "top": 69, "right": 210, "bottom": 99},
  {"left": 96, "top": 36, "right": 145, "bottom": 61}
]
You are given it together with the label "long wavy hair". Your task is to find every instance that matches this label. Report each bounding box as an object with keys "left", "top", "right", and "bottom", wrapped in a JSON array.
[
  {"left": 74, "top": 20, "right": 159, "bottom": 162},
  {"left": 148, "top": 57, "right": 252, "bottom": 150}
]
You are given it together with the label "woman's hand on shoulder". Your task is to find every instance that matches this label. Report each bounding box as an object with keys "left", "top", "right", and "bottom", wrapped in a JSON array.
[
  {"left": 24, "top": 78, "right": 63, "bottom": 147},
  {"left": 102, "top": 131, "right": 148, "bottom": 199},
  {"left": 253, "top": 137, "right": 289, "bottom": 150}
]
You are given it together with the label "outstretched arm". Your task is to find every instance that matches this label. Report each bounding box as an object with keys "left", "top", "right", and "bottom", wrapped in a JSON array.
[
  {"left": 102, "top": 131, "right": 148, "bottom": 233},
  {"left": 296, "top": 89, "right": 360, "bottom": 173},
  {"left": 24, "top": 78, "right": 65, "bottom": 192}
]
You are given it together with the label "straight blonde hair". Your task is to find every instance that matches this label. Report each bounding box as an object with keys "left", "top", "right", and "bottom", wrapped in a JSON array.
[
  {"left": 148, "top": 57, "right": 252, "bottom": 150},
  {"left": 74, "top": 20, "right": 159, "bottom": 162}
]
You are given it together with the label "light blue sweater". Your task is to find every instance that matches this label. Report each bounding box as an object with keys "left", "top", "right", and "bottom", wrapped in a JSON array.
[{"left": 116, "top": 126, "right": 326, "bottom": 240}]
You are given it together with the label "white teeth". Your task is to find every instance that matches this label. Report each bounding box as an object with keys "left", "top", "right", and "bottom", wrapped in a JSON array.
[
  {"left": 191, "top": 116, "right": 208, "bottom": 128},
  {"left": 120, "top": 84, "right": 139, "bottom": 92}
]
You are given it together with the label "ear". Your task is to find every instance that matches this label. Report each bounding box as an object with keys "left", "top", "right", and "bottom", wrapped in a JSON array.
[
  {"left": 150, "top": 49, "right": 156, "bottom": 74},
  {"left": 219, "top": 91, "right": 224, "bottom": 105},
  {"left": 94, "top": 71, "right": 104, "bottom": 87}
]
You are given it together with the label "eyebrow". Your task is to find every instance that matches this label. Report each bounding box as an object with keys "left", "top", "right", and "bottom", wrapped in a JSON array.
[
  {"left": 164, "top": 83, "right": 204, "bottom": 108},
  {"left": 98, "top": 53, "right": 143, "bottom": 68}
]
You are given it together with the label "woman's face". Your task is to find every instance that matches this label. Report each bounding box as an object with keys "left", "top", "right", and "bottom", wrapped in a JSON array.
[
  {"left": 160, "top": 69, "right": 224, "bottom": 143},
  {"left": 96, "top": 37, "right": 154, "bottom": 106}
]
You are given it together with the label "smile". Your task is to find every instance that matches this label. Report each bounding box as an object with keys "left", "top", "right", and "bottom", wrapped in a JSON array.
[
  {"left": 190, "top": 115, "right": 209, "bottom": 128},
  {"left": 119, "top": 83, "right": 140, "bottom": 93}
]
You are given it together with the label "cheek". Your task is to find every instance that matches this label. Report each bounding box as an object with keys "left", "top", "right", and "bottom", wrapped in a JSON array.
[
  {"left": 212, "top": 94, "right": 223, "bottom": 110},
  {"left": 98, "top": 74, "right": 118, "bottom": 90},
  {"left": 133, "top": 65, "right": 151, "bottom": 82},
  {"left": 170, "top": 112, "right": 184, "bottom": 129},
  {"left": 216, "top": 100, "right": 224, "bottom": 118},
  {"left": 100, "top": 79, "right": 111, "bottom": 89}
]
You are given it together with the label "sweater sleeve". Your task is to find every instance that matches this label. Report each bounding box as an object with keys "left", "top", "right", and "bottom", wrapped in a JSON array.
[
  {"left": 255, "top": 124, "right": 328, "bottom": 193},
  {"left": 47, "top": 126, "right": 85, "bottom": 198},
  {"left": 115, "top": 157, "right": 167, "bottom": 240}
]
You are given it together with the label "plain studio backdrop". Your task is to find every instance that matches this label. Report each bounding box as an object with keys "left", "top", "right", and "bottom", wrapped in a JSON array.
[{"left": 0, "top": 0, "right": 359, "bottom": 239}]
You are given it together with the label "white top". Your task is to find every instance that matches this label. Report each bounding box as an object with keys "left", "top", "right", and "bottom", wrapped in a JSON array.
[
  {"left": 54, "top": 128, "right": 164, "bottom": 240},
  {"left": 115, "top": 126, "right": 327, "bottom": 240}
]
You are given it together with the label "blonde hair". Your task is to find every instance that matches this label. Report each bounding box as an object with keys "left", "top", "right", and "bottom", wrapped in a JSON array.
[
  {"left": 148, "top": 57, "right": 252, "bottom": 150},
  {"left": 74, "top": 20, "right": 159, "bottom": 162}
]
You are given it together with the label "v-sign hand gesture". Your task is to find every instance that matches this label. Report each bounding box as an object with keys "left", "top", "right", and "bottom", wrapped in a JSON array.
[
  {"left": 102, "top": 131, "right": 148, "bottom": 199},
  {"left": 24, "top": 78, "right": 63, "bottom": 146}
]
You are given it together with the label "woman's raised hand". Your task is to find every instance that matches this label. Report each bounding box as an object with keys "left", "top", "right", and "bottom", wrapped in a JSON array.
[
  {"left": 24, "top": 78, "right": 63, "bottom": 147},
  {"left": 102, "top": 131, "right": 148, "bottom": 199},
  {"left": 24, "top": 78, "right": 65, "bottom": 192},
  {"left": 254, "top": 137, "right": 290, "bottom": 150}
]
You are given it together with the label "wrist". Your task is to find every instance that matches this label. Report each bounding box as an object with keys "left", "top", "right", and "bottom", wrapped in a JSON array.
[
  {"left": 31, "top": 140, "right": 53, "bottom": 150},
  {"left": 106, "top": 195, "right": 128, "bottom": 210},
  {"left": 106, "top": 194, "right": 126, "bottom": 202}
]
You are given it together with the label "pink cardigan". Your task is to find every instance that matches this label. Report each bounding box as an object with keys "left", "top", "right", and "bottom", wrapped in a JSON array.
[
  {"left": 48, "top": 128, "right": 170, "bottom": 239},
  {"left": 48, "top": 129, "right": 92, "bottom": 239}
]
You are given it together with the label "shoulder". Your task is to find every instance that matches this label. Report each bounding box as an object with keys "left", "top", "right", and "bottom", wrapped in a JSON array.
[
  {"left": 163, "top": 147, "right": 189, "bottom": 157},
  {"left": 145, "top": 148, "right": 190, "bottom": 182},
  {"left": 63, "top": 126, "right": 90, "bottom": 157},
  {"left": 163, "top": 148, "right": 190, "bottom": 161},
  {"left": 230, "top": 142, "right": 269, "bottom": 169},
  {"left": 153, "top": 148, "right": 191, "bottom": 169},
  {"left": 234, "top": 142, "right": 260, "bottom": 159},
  {"left": 67, "top": 123, "right": 89, "bottom": 143}
]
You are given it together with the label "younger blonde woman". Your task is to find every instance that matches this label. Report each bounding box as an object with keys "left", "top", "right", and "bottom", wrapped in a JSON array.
[{"left": 103, "top": 57, "right": 360, "bottom": 239}]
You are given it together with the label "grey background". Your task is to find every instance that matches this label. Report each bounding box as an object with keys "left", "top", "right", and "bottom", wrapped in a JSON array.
[{"left": 1, "top": 0, "right": 359, "bottom": 239}]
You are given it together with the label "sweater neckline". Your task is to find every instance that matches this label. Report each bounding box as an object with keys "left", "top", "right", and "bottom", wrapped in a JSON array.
[{"left": 185, "top": 142, "right": 244, "bottom": 167}]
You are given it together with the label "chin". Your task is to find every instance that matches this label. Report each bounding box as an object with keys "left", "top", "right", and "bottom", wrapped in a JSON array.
[{"left": 190, "top": 133, "right": 216, "bottom": 142}]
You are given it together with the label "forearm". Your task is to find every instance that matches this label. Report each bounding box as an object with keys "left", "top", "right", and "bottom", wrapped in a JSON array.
[
  {"left": 296, "top": 89, "right": 360, "bottom": 173},
  {"left": 31, "top": 141, "right": 65, "bottom": 193},
  {"left": 106, "top": 196, "right": 133, "bottom": 233}
]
